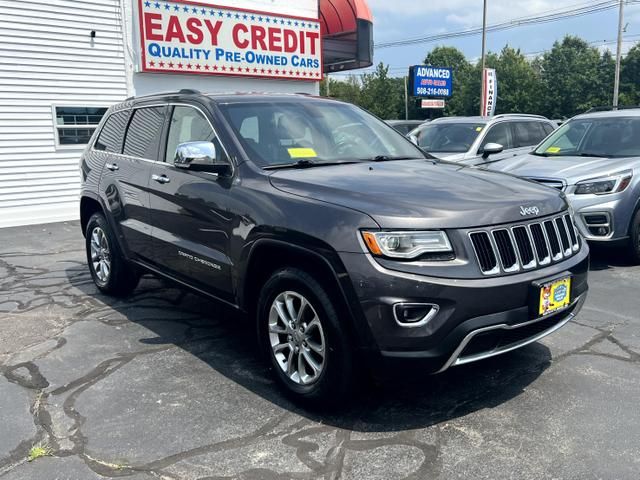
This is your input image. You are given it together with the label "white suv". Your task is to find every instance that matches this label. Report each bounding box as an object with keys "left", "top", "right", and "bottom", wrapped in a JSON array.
[{"left": 410, "top": 114, "right": 557, "bottom": 164}]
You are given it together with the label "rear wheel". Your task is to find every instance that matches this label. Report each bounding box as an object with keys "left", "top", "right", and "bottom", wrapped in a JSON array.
[
  {"left": 627, "top": 209, "right": 640, "bottom": 264},
  {"left": 85, "top": 213, "right": 139, "bottom": 296},
  {"left": 257, "top": 268, "right": 353, "bottom": 405}
]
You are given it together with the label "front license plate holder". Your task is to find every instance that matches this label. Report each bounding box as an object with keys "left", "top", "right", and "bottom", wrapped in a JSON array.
[{"left": 530, "top": 274, "right": 572, "bottom": 318}]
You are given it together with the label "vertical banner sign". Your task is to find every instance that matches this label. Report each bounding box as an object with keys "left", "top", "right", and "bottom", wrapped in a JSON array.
[
  {"left": 481, "top": 68, "right": 497, "bottom": 116},
  {"left": 138, "top": 0, "right": 322, "bottom": 80}
]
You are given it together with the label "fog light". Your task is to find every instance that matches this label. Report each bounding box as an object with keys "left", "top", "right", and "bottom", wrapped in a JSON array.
[{"left": 393, "top": 303, "right": 439, "bottom": 327}]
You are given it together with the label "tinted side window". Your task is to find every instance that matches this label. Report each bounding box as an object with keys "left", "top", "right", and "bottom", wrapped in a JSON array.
[
  {"left": 94, "top": 111, "right": 130, "bottom": 153},
  {"left": 513, "top": 121, "right": 547, "bottom": 147},
  {"left": 123, "top": 107, "right": 166, "bottom": 159},
  {"left": 542, "top": 123, "right": 555, "bottom": 135},
  {"left": 481, "top": 123, "right": 512, "bottom": 150},
  {"left": 165, "top": 106, "right": 227, "bottom": 164}
]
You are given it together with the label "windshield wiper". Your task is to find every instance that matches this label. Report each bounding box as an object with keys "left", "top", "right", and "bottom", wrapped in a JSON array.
[
  {"left": 531, "top": 151, "right": 550, "bottom": 157},
  {"left": 263, "top": 159, "right": 358, "bottom": 170},
  {"left": 361, "top": 155, "right": 433, "bottom": 162},
  {"left": 579, "top": 152, "right": 606, "bottom": 158}
]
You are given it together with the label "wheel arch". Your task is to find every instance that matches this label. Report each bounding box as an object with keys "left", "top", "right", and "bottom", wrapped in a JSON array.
[
  {"left": 80, "top": 193, "right": 104, "bottom": 237},
  {"left": 239, "top": 237, "right": 372, "bottom": 349}
]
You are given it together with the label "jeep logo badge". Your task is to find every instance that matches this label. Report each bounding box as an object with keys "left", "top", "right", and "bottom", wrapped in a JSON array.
[{"left": 520, "top": 205, "right": 540, "bottom": 217}]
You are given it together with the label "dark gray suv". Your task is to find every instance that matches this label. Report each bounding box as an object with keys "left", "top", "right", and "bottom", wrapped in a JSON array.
[{"left": 80, "top": 90, "right": 589, "bottom": 403}]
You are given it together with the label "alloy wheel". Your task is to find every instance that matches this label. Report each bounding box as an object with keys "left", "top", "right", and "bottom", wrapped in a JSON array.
[
  {"left": 90, "top": 226, "right": 111, "bottom": 283},
  {"left": 268, "top": 291, "right": 326, "bottom": 385}
]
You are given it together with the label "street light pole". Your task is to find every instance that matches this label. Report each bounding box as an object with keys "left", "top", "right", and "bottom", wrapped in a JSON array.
[
  {"left": 480, "top": 0, "right": 488, "bottom": 116},
  {"left": 613, "top": 0, "right": 625, "bottom": 109}
]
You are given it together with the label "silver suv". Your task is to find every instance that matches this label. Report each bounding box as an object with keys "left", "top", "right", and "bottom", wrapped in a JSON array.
[
  {"left": 485, "top": 108, "right": 640, "bottom": 263},
  {"left": 409, "top": 114, "right": 556, "bottom": 163}
]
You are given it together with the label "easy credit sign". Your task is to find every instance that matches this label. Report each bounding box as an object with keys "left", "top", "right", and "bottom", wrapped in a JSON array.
[
  {"left": 409, "top": 66, "right": 452, "bottom": 98},
  {"left": 138, "top": 0, "right": 323, "bottom": 80}
]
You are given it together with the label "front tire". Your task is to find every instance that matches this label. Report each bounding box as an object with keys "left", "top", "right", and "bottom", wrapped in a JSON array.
[
  {"left": 85, "top": 213, "right": 139, "bottom": 296},
  {"left": 257, "top": 268, "right": 354, "bottom": 405},
  {"left": 627, "top": 209, "right": 640, "bottom": 264}
]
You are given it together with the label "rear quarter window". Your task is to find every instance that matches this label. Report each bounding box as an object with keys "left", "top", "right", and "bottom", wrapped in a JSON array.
[
  {"left": 94, "top": 111, "right": 130, "bottom": 153},
  {"left": 123, "top": 106, "right": 166, "bottom": 159}
]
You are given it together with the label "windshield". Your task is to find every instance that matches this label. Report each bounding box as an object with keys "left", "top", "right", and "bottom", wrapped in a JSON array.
[
  {"left": 534, "top": 116, "right": 640, "bottom": 158},
  {"left": 218, "top": 101, "right": 426, "bottom": 167},
  {"left": 412, "top": 122, "right": 485, "bottom": 153}
]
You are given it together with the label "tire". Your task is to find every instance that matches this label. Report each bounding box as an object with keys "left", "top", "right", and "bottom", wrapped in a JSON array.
[
  {"left": 627, "top": 209, "right": 640, "bottom": 265},
  {"left": 257, "top": 267, "right": 354, "bottom": 405},
  {"left": 85, "top": 212, "right": 140, "bottom": 296}
]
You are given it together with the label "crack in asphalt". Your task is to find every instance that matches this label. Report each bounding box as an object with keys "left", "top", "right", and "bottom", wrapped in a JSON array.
[{"left": 1, "top": 224, "right": 639, "bottom": 480}]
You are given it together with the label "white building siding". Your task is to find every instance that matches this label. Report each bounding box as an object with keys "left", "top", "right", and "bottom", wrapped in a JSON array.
[{"left": 0, "top": 0, "right": 129, "bottom": 228}]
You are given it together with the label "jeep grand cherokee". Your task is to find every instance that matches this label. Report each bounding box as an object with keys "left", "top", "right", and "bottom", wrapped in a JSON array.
[{"left": 79, "top": 90, "right": 589, "bottom": 403}]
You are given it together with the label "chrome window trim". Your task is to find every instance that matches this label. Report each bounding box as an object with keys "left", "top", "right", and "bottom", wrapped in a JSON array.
[{"left": 90, "top": 102, "right": 235, "bottom": 175}]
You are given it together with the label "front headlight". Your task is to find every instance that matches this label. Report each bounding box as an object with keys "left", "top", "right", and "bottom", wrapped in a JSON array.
[
  {"left": 361, "top": 230, "right": 452, "bottom": 259},
  {"left": 574, "top": 171, "right": 633, "bottom": 195}
]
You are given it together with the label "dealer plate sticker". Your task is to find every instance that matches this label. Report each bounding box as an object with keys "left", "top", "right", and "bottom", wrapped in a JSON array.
[{"left": 539, "top": 277, "right": 571, "bottom": 316}]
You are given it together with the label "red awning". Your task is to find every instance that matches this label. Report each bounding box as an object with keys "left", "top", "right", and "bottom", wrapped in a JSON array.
[{"left": 319, "top": 0, "right": 373, "bottom": 73}]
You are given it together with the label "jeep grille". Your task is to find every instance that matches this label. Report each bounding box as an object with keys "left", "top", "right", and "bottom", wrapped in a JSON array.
[{"left": 469, "top": 214, "right": 580, "bottom": 275}]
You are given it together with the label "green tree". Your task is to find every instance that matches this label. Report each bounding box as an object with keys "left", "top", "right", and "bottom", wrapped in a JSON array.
[
  {"left": 320, "top": 75, "right": 361, "bottom": 105},
  {"left": 493, "top": 46, "right": 542, "bottom": 114},
  {"left": 539, "top": 36, "right": 606, "bottom": 118},
  {"left": 423, "top": 46, "right": 474, "bottom": 116},
  {"left": 359, "top": 62, "right": 404, "bottom": 119},
  {"left": 620, "top": 43, "right": 640, "bottom": 105}
]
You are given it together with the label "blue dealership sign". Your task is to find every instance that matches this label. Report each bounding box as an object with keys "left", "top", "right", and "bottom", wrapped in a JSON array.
[{"left": 409, "top": 65, "right": 452, "bottom": 98}]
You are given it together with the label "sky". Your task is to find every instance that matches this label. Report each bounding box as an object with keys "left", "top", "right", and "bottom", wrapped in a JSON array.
[{"left": 336, "top": 0, "right": 640, "bottom": 78}]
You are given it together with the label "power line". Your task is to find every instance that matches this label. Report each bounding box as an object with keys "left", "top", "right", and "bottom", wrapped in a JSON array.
[
  {"left": 375, "top": 0, "right": 635, "bottom": 49},
  {"left": 328, "top": 34, "right": 640, "bottom": 77}
]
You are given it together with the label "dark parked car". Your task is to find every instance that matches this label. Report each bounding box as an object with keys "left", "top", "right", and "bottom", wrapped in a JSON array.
[
  {"left": 80, "top": 91, "right": 589, "bottom": 403},
  {"left": 386, "top": 119, "right": 426, "bottom": 135}
]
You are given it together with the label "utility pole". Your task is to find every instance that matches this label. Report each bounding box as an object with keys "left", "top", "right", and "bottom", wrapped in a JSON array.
[
  {"left": 479, "top": 0, "right": 488, "bottom": 116},
  {"left": 613, "top": 0, "right": 624, "bottom": 109}
]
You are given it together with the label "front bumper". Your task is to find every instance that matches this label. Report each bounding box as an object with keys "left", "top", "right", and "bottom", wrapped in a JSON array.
[
  {"left": 339, "top": 243, "right": 589, "bottom": 374},
  {"left": 568, "top": 193, "right": 632, "bottom": 242}
]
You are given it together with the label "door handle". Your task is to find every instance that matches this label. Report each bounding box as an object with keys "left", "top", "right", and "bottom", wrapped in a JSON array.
[
  {"left": 105, "top": 163, "right": 119, "bottom": 171},
  {"left": 152, "top": 174, "right": 170, "bottom": 184}
]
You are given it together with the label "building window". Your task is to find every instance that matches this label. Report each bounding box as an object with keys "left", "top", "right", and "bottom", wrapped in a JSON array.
[{"left": 54, "top": 106, "right": 108, "bottom": 146}]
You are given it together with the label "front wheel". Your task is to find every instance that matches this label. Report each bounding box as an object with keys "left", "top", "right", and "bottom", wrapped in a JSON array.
[
  {"left": 257, "top": 268, "right": 354, "bottom": 405},
  {"left": 627, "top": 209, "right": 640, "bottom": 264}
]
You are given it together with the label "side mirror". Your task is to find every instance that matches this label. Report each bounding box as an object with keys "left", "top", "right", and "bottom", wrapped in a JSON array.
[
  {"left": 174, "top": 141, "right": 231, "bottom": 175},
  {"left": 481, "top": 142, "right": 504, "bottom": 159},
  {"left": 408, "top": 134, "right": 419, "bottom": 146}
]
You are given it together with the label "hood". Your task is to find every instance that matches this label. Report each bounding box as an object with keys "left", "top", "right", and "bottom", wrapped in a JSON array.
[
  {"left": 269, "top": 160, "right": 567, "bottom": 229},
  {"left": 486, "top": 153, "right": 639, "bottom": 185},
  {"left": 430, "top": 152, "right": 467, "bottom": 162}
]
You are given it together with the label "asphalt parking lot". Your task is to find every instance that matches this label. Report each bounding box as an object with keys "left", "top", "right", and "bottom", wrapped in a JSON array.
[{"left": 0, "top": 221, "right": 639, "bottom": 480}]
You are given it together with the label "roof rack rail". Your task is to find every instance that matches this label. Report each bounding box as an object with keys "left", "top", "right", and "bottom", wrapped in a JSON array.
[
  {"left": 584, "top": 105, "right": 640, "bottom": 113},
  {"left": 492, "top": 113, "right": 547, "bottom": 120},
  {"left": 125, "top": 89, "right": 201, "bottom": 101}
]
